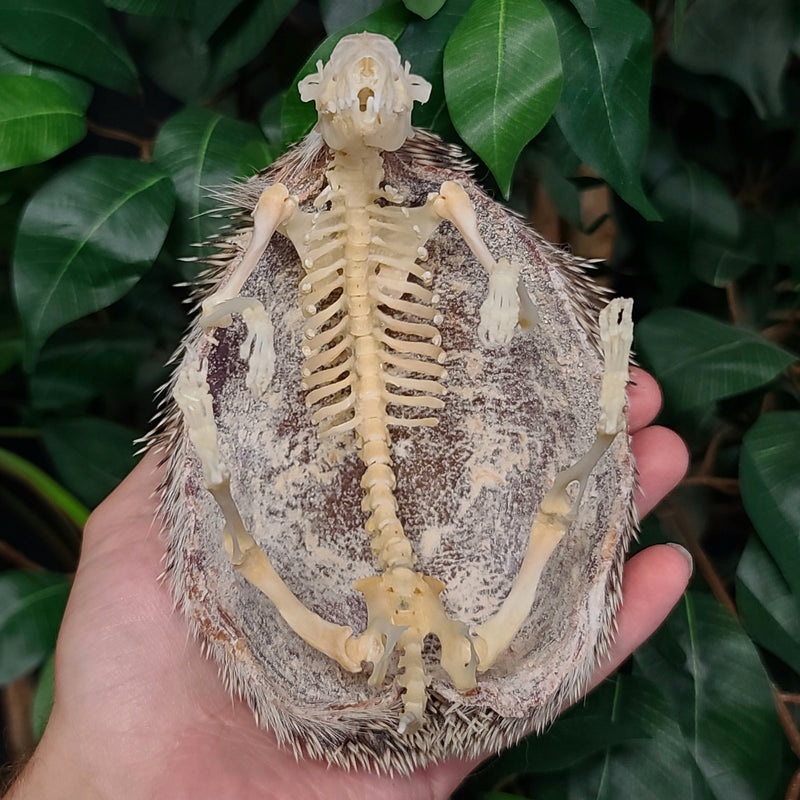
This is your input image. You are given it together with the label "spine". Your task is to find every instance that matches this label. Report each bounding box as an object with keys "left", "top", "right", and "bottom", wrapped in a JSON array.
[{"left": 333, "top": 152, "right": 414, "bottom": 570}]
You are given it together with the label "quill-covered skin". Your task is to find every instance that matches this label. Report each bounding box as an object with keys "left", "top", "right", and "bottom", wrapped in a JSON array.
[{"left": 153, "top": 34, "right": 637, "bottom": 773}]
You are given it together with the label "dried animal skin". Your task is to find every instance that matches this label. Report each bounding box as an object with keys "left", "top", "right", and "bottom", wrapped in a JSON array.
[{"left": 152, "top": 33, "right": 637, "bottom": 773}]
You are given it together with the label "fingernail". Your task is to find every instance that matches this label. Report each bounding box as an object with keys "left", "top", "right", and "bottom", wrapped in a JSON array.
[{"left": 665, "top": 542, "right": 693, "bottom": 577}]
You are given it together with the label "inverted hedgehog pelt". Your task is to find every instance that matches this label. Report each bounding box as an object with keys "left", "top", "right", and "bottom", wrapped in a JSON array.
[{"left": 150, "top": 32, "right": 637, "bottom": 773}]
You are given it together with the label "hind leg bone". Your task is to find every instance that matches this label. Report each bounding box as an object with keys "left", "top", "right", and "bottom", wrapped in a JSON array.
[
  {"left": 473, "top": 298, "right": 634, "bottom": 670},
  {"left": 172, "top": 354, "right": 363, "bottom": 672}
]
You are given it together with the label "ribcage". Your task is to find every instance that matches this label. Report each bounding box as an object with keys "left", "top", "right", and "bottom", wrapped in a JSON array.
[{"left": 298, "top": 202, "right": 447, "bottom": 441}]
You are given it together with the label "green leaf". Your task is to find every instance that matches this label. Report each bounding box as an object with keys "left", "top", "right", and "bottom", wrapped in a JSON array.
[
  {"left": 0, "top": 447, "right": 90, "bottom": 526},
  {"left": 206, "top": 0, "right": 298, "bottom": 86},
  {"left": 0, "top": 44, "right": 93, "bottom": 108},
  {"left": 740, "top": 411, "right": 800, "bottom": 595},
  {"left": 563, "top": 676, "right": 704, "bottom": 800},
  {"left": 0, "top": 0, "right": 138, "bottom": 93},
  {"left": 237, "top": 140, "right": 274, "bottom": 176},
  {"left": 670, "top": 0, "right": 796, "bottom": 118},
  {"left": 280, "top": 3, "right": 409, "bottom": 147},
  {"left": 192, "top": 0, "right": 245, "bottom": 38},
  {"left": 478, "top": 679, "right": 646, "bottom": 781},
  {"left": 568, "top": 0, "right": 601, "bottom": 27},
  {"left": 31, "top": 334, "right": 152, "bottom": 411},
  {"left": 402, "top": 0, "right": 445, "bottom": 20},
  {"left": 0, "top": 571, "right": 70, "bottom": 685},
  {"left": 647, "top": 151, "right": 739, "bottom": 247},
  {"left": 635, "top": 309, "right": 796, "bottom": 411},
  {"left": 737, "top": 536, "right": 800, "bottom": 676},
  {"left": 258, "top": 92, "right": 284, "bottom": 146},
  {"left": 153, "top": 107, "right": 268, "bottom": 257},
  {"left": 397, "top": 0, "right": 473, "bottom": 139},
  {"left": 104, "top": 0, "right": 191, "bottom": 15},
  {"left": 0, "top": 75, "right": 86, "bottom": 172},
  {"left": 319, "top": 0, "right": 389, "bottom": 33},
  {"left": 42, "top": 417, "right": 137, "bottom": 506},
  {"left": 444, "top": 0, "right": 562, "bottom": 197},
  {"left": 32, "top": 649, "right": 55, "bottom": 741},
  {"left": 14, "top": 156, "right": 175, "bottom": 361},
  {"left": 124, "top": 16, "right": 210, "bottom": 102},
  {"left": 0, "top": 333, "right": 22, "bottom": 375},
  {"left": 634, "top": 592, "right": 783, "bottom": 800},
  {"left": 544, "top": 0, "right": 658, "bottom": 220}
]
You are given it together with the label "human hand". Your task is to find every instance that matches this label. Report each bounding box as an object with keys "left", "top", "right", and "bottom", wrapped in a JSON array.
[{"left": 6, "top": 368, "right": 690, "bottom": 800}]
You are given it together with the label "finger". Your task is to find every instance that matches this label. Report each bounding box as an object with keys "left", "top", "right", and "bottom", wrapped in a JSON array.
[
  {"left": 587, "top": 543, "right": 692, "bottom": 690},
  {"left": 632, "top": 425, "right": 689, "bottom": 518},
  {"left": 627, "top": 367, "right": 662, "bottom": 432}
]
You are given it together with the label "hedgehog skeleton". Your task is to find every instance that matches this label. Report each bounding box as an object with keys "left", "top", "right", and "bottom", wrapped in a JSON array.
[{"left": 159, "top": 31, "right": 637, "bottom": 771}]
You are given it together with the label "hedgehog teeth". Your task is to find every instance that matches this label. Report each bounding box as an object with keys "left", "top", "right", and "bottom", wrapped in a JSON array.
[{"left": 151, "top": 31, "right": 638, "bottom": 773}]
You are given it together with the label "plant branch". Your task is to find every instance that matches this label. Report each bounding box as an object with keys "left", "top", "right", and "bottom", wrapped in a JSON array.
[
  {"left": 726, "top": 281, "right": 744, "bottom": 326},
  {"left": 0, "top": 541, "right": 41, "bottom": 570},
  {"left": 657, "top": 496, "right": 737, "bottom": 616},
  {"left": 87, "top": 121, "right": 154, "bottom": 161},
  {"left": 681, "top": 476, "right": 740, "bottom": 494},
  {"left": 787, "top": 768, "right": 800, "bottom": 800}
]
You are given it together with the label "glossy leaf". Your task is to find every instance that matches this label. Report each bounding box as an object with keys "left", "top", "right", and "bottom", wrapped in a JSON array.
[
  {"left": 478, "top": 679, "right": 646, "bottom": 781},
  {"left": 635, "top": 309, "right": 795, "bottom": 411},
  {"left": 280, "top": 3, "right": 409, "bottom": 147},
  {"left": 0, "top": 0, "right": 138, "bottom": 93},
  {"left": 0, "top": 44, "right": 93, "bottom": 108},
  {"left": 42, "top": 417, "right": 138, "bottom": 506},
  {"left": 444, "top": 0, "right": 562, "bottom": 197},
  {"left": 562, "top": 676, "right": 703, "bottom": 800},
  {"left": 32, "top": 649, "right": 55, "bottom": 741},
  {"left": 397, "top": 0, "right": 473, "bottom": 138},
  {"left": 740, "top": 411, "right": 800, "bottom": 595},
  {"left": 206, "top": 0, "right": 298, "bottom": 86},
  {"left": 0, "top": 76, "right": 86, "bottom": 172},
  {"left": 737, "top": 536, "right": 800, "bottom": 676},
  {"left": 634, "top": 592, "right": 783, "bottom": 800},
  {"left": 647, "top": 151, "right": 739, "bottom": 246},
  {"left": 31, "top": 334, "right": 152, "bottom": 411},
  {"left": 104, "top": 0, "right": 191, "bottom": 15},
  {"left": 402, "top": 0, "right": 445, "bottom": 19},
  {"left": 0, "top": 447, "right": 90, "bottom": 526},
  {"left": 568, "top": 0, "right": 601, "bottom": 27},
  {"left": 192, "top": 0, "right": 245, "bottom": 38},
  {"left": 153, "top": 107, "right": 268, "bottom": 256},
  {"left": 125, "top": 15, "right": 210, "bottom": 101},
  {"left": 670, "top": 0, "right": 795, "bottom": 118},
  {"left": 258, "top": 92, "right": 284, "bottom": 145},
  {"left": 0, "top": 571, "right": 70, "bottom": 685},
  {"left": 14, "top": 157, "right": 175, "bottom": 360},
  {"left": 545, "top": 0, "right": 658, "bottom": 220},
  {"left": 319, "top": 0, "right": 389, "bottom": 33}
]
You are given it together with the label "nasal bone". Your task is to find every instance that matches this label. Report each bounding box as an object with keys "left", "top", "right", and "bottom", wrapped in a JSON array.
[{"left": 357, "top": 56, "right": 376, "bottom": 77}]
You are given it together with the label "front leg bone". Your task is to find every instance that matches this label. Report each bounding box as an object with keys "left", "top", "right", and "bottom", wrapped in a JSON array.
[
  {"left": 432, "top": 181, "right": 524, "bottom": 345},
  {"left": 172, "top": 355, "right": 361, "bottom": 672},
  {"left": 201, "top": 183, "right": 298, "bottom": 323},
  {"left": 473, "top": 298, "right": 634, "bottom": 670}
]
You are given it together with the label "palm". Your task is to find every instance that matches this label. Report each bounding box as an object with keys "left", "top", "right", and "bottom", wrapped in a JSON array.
[{"left": 37, "top": 369, "right": 689, "bottom": 800}]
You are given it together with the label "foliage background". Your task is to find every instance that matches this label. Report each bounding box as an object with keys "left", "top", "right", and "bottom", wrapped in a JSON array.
[{"left": 0, "top": 0, "right": 799, "bottom": 797}]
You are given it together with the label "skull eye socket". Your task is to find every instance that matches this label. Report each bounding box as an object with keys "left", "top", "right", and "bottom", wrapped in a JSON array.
[{"left": 358, "top": 87, "right": 374, "bottom": 112}]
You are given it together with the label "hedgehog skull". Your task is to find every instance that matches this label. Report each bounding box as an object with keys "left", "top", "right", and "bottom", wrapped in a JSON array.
[{"left": 299, "top": 32, "right": 431, "bottom": 152}]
